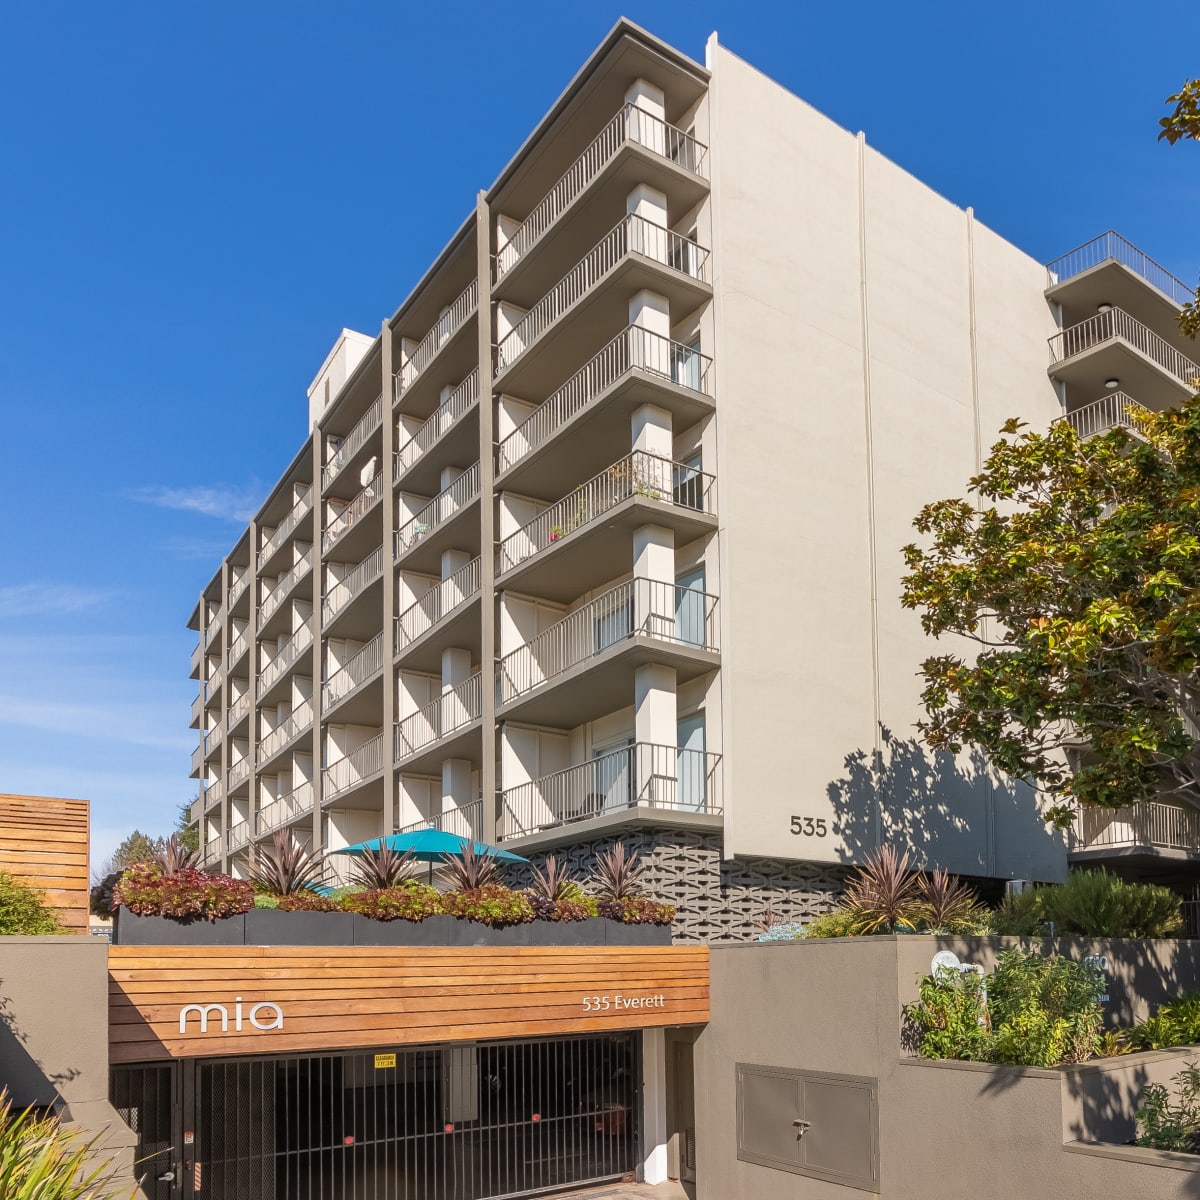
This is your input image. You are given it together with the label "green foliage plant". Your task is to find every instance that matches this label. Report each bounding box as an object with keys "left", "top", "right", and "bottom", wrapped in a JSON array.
[
  {"left": 441, "top": 884, "right": 534, "bottom": 927},
  {"left": 348, "top": 845, "right": 417, "bottom": 891},
  {"left": 992, "top": 872, "right": 1182, "bottom": 938},
  {"left": 249, "top": 831, "right": 327, "bottom": 896},
  {"left": 1136, "top": 1062, "right": 1200, "bottom": 1152},
  {"left": 907, "top": 965, "right": 991, "bottom": 1062},
  {"left": 598, "top": 896, "right": 675, "bottom": 925},
  {"left": 843, "top": 846, "right": 922, "bottom": 934},
  {"left": 1130, "top": 994, "right": 1200, "bottom": 1051},
  {"left": 114, "top": 863, "right": 253, "bottom": 921},
  {"left": 1158, "top": 73, "right": 1199, "bottom": 344},
  {"left": 0, "top": 871, "right": 64, "bottom": 936},
  {"left": 343, "top": 885, "right": 443, "bottom": 923},
  {"left": 991, "top": 888, "right": 1048, "bottom": 936},
  {"left": 89, "top": 872, "right": 122, "bottom": 920},
  {"left": 799, "top": 909, "right": 859, "bottom": 939},
  {"left": 252, "top": 893, "right": 280, "bottom": 909}
]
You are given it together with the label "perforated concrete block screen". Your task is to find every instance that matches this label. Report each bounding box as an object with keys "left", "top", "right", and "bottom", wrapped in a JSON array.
[{"left": 736, "top": 1063, "right": 879, "bottom": 1193}]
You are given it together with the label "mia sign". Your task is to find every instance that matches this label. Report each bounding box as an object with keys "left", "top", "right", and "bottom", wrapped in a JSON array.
[{"left": 179, "top": 998, "right": 284, "bottom": 1034}]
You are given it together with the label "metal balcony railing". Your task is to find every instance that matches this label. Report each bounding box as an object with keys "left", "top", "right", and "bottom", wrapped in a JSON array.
[
  {"left": 396, "top": 370, "right": 480, "bottom": 476},
  {"left": 190, "top": 692, "right": 203, "bottom": 727},
  {"left": 394, "top": 674, "right": 483, "bottom": 761},
  {"left": 323, "top": 732, "right": 385, "bottom": 800},
  {"left": 496, "top": 104, "right": 708, "bottom": 278},
  {"left": 258, "top": 621, "right": 314, "bottom": 693},
  {"left": 499, "top": 743, "right": 722, "bottom": 841},
  {"left": 257, "top": 781, "right": 315, "bottom": 837},
  {"left": 322, "top": 546, "right": 384, "bottom": 624},
  {"left": 190, "top": 640, "right": 202, "bottom": 675},
  {"left": 322, "top": 471, "right": 382, "bottom": 553},
  {"left": 322, "top": 633, "right": 384, "bottom": 709},
  {"left": 258, "top": 702, "right": 314, "bottom": 764},
  {"left": 497, "top": 326, "right": 712, "bottom": 473},
  {"left": 497, "top": 577, "right": 719, "bottom": 704},
  {"left": 1055, "top": 393, "right": 1151, "bottom": 441},
  {"left": 1046, "top": 231, "right": 1195, "bottom": 307},
  {"left": 204, "top": 616, "right": 221, "bottom": 647},
  {"left": 225, "top": 822, "right": 251, "bottom": 853},
  {"left": 497, "top": 450, "right": 716, "bottom": 575},
  {"left": 395, "top": 558, "right": 480, "bottom": 652},
  {"left": 394, "top": 279, "right": 478, "bottom": 401},
  {"left": 225, "top": 633, "right": 248, "bottom": 669},
  {"left": 495, "top": 214, "right": 710, "bottom": 374},
  {"left": 228, "top": 758, "right": 251, "bottom": 790},
  {"left": 261, "top": 553, "right": 312, "bottom": 623},
  {"left": 395, "top": 797, "right": 484, "bottom": 840},
  {"left": 203, "top": 722, "right": 224, "bottom": 757},
  {"left": 1049, "top": 308, "right": 1200, "bottom": 389},
  {"left": 203, "top": 666, "right": 223, "bottom": 703},
  {"left": 1075, "top": 801, "right": 1200, "bottom": 854},
  {"left": 395, "top": 463, "right": 480, "bottom": 558},
  {"left": 322, "top": 393, "right": 383, "bottom": 490},
  {"left": 203, "top": 779, "right": 224, "bottom": 811},
  {"left": 229, "top": 574, "right": 250, "bottom": 609},
  {"left": 258, "top": 488, "right": 313, "bottom": 569},
  {"left": 227, "top": 692, "right": 251, "bottom": 730},
  {"left": 204, "top": 834, "right": 222, "bottom": 864}
]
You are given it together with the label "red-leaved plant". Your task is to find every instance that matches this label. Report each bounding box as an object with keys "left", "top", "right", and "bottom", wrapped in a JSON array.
[
  {"left": 598, "top": 896, "right": 675, "bottom": 926},
  {"left": 441, "top": 884, "right": 534, "bottom": 927},
  {"left": 343, "top": 884, "right": 443, "bottom": 923},
  {"left": 114, "top": 863, "right": 253, "bottom": 922}
]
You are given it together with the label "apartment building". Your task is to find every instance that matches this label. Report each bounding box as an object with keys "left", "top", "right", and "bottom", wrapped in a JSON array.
[{"left": 186, "top": 19, "right": 1197, "bottom": 939}]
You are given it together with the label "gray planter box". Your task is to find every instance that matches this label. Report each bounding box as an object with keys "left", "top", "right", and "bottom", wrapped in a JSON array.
[
  {"left": 244, "top": 909, "right": 354, "bottom": 945},
  {"left": 114, "top": 910, "right": 246, "bottom": 946},
  {"left": 605, "top": 920, "right": 671, "bottom": 946},
  {"left": 353, "top": 914, "right": 457, "bottom": 946},
  {"left": 536, "top": 917, "right": 608, "bottom": 946}
]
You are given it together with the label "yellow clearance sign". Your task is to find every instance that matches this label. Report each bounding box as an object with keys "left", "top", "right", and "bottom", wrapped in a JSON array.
[{"left": 375, "top": 1053, "right": 397, "bottom": 1069}]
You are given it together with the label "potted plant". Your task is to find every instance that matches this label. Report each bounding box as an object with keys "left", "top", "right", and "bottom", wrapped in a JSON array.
[{"left": 548, "top": 525, "right": 566, "bottom": 543}]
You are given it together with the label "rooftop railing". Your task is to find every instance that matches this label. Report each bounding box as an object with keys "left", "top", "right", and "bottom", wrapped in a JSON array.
[
  {"left": 322, "top": 393, "right": 383, "bottom": 490},
  {"left": 496, "top": 103, "right": 707, "bottom": 279},
  {"left": 393, "top": 674, "right": 482, "bottom": 762},
  {"left": 322, "top": 546, "right": 384, "bottom": 624},
  {"left": 1049, "top": 307, "right": 1200, "bottom": 389},
  {"left": 257, "top": 702, "right": 314, "bottom": 764},
  {"left": 395, "top": 558, "right": 480, "bottom": 652},
  {"left": 396, "top": 371, "right": 480, "bottom": 477},
  {"left": 497, "top": 326, "right": 712, "bottom": 472},
  {"left": 258, "top": 621, "right": 314, "bottom": 694},
  {"left": 1046, "top": 231, "right": 1195, "bottom": 307},
  {"left": 1055, "top": 393, "right": 1151, "bottom": 441},
  {"left": 395, "top": 464, "right": 480, "bottom": 558},
  {"left": 499, "top": 743, "right": 722, "bottom": 841},
  {"left": 395, "top": 797, "right": 483, "bottom": 840},
  {"left": 257, "top": 781, "right": 314, "bottom": 837},
  {"left": 261, "top": 552, "right": 312, "bottom": 624},
  {"left": 322, "top": 471, "right": 382, "bottom": 554},
  {"left": 497, "top": 577, "right": 719, "bottom": 705},
  {"left": 1075, "top": 800, "right": 1200, "bottom": 854},
  {"left": 495, "top": 214, "right": 710, "bottom": 375},
  {"left": 323, "top": 733, "right": 385, "bottom": 801},
  {"left": 258, "top": 488, "right": 313, "bottom": 569},
  {"left": 322, "top": 633, "right": 384, "bottom": 710},
  {"left": 394, "top": 279, "right": 478, "bottom": 401},
  {"left": 227, "top": 692, "right": 251, "bottom": 730},
  {"left": 497, "top": 450, "right": 716, "bottom": 575}
]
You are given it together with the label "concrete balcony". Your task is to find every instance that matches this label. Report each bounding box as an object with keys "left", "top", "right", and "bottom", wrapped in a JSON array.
[
  {"left": 225, "top": 632, "right": 249, "bottom": 672},
  {"left": 496, "top": 577, "right": 719, "bottom": 726},
  {"left": 394, "top": 463, "right": 481, "bottom": 575},
  {"left": 393, "top": 674, "right": 483, "bottom": 774},
  {"left": 322, "top": 393, "right": 383, "bottom": 492},
  {"left": 322, "top": 732, "right": 385, "bottom": 807},
  {"left": 202, "top": 722, "right": 223, "bottom": 759},
  {"left": 394, "top": 558, "right": 481, "bottom": 674},
  {"left": 257, "top": 781, "right": 315, "bottom": 838},
  {"left": 258, "top": 488, "right": 313, "bottom": 573},
  {"left": 497, "top": 450, "right": 717, "bottom": 602},
  {"left": 202, "top": 664, "right": 224, "bottom": 705},
  {"left": 189, "top": 744, "right": 202, "bottom": 779},
  {"left": 321, "top": 633, "right": 384, "bottom": 719},
  {"left": 322, "top": 547, "right": 384, "bottom": 637},
  {"left": 496, "top": 325, "right": 714, "bottom": 496},
  {"left": 203, "top": 617, "right": 222, "bottom": 652},
  {"left": 1055, "top": 393, "right": 1151, "bottom": 440},
  {"left": 189, "top": 640, "right": 202, "bottom": 680},
  {"left": 393, "top": 279, "right": 478, "bottom": 413},
  {"left": 395, "top": 370, "right": 480, "bottom": 496},
  {"left": 257, "top": 703, "right": 314, "bottom": 772},
  {"left": 257, "top": 621, "right": 314, "bottom": 702},
  {"left": 226, "top": 692, "right": 251, "bottom": 733},
  {"left": 203, "top": 834, "right": 222, "bottom": 865},
  {"left": 228, "top": 573, "right": 251, "bottom": 612},
  {"left": 499, "top": 742, "right": 722, "bottom": 845},
  {"left": 260, "top": 552, "right": 313, "bottom": 630},
  {"left": 225, "top": 822, "right": 251, "bottom": 855},
  {"left": 322, "top": 471, "right": 382, "bottom": 558},
  {"left": 190, "top": 692, "right": 202, "bottom": 729},
  {"left": 227, "top": 758, "right": 251, "bottom": 794},
  {"left": 202, "top": 779, "right": 224, "bottom": 813},
  {"left": 1071, "top": 801, "right": 1200, "bottom": 864}
]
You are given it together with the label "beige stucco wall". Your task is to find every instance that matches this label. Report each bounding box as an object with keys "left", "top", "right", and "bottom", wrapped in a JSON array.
[{"left": 706, "top": 38, "right": 1065, "bottom": 880}]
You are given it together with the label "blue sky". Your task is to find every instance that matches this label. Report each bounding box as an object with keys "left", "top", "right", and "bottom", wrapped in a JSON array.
[{"left": 1, "top": 0, "right": 1197, "bottom": 872}]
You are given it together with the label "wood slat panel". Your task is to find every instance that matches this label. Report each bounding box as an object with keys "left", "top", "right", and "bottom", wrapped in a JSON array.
[
  {"left": 0, "top": 794, "right": 89, "bottom": 931},
  {"left": 108, "top": 944, "right": 709, "bottom": 1062}
]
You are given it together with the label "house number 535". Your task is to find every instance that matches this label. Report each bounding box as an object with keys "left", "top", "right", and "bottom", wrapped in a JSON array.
[{"left": 790, "top": 816, "right": 828, "bottom": 837}]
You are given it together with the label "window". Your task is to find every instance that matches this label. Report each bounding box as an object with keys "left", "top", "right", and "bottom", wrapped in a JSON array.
[{"left": 672, "top": 453, "right": 704, "bottom": 510}]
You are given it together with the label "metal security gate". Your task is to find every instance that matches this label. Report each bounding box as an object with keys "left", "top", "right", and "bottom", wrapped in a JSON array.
[{"left": 112, "top": 1033, "right": 640, "bottom": 1200}]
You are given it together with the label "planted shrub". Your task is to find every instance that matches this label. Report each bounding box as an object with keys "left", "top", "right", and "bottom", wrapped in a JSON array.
[
  {"left": 907, "top": 963, "right": 992, "bottom": 1063},
  {"left": 1130, "top": 994, "right": 1200, "bottom": 1051},
  {"left": 344, "top": 884, "right": 443, "bottom": 923},
  {"left": 525, "top": 856, "right": 597, "bottom": 921},
  {"left": 441, "top": 884, "right": 534, "bottom": 927},
  {"left": 799, "top": 909, "right": 860, "bottom": 939},
  {"left": 253, "top": 893, "right": 280, "bottom": 909},
  {"left": 89, "top": 871, "right": 122, "bottom": 921},
  {"left": 917, "top": 869, "right": 991, "bottom": 934},
  {"left": 598, "top": 897, "right": 675, "bottom": 926},
  {"left": 249, "top": 831, "right": 327, "bottom": 896},
  {"left": 277, "top": 891, "right": 340, "bottom": 912},
  {"left": 991, "top": 887, "right": 1046, "bottom": 936},
  {"left": 0, "top": 870, "right": 64, "bottom": 936},
  {"left": 115, "top": 863, "right": 253, "bottom": 921},
  {"left": 843, "top": 846, "right": 922, "bottom": 934},
  {"left": 349, "top": 845, "right": 418, "bottom": 891},
  {"left": 593, "top": 843, "right": 647, "bottom": 900},
  {"left": 153, "top": 833, "right": 200, "bottom": 876},
  {"left": 1136, "top": 1063, "right": 1200, "bottom": 1152},
  {"left": 992, "top": 871, "right": 1182, "bottom": 938},
  {"left": 441, "top": 843, "right": 502, "bottom": 891}
]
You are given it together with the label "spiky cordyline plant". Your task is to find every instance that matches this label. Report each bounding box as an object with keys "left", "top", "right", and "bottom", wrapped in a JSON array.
[
  {"left": 843, "top": 845, "right": 922, "bottom": 935},
  {"left": 154, "top": 833, "right": 200, "bottom": 877},
  {"left": 527, "top": 855, "right": 576, "bottom": 902},
  {"left": 593, "top": 842, "right": 646, "bottom": 901},
  {"left": 350, "top": 844, "right": 418, "bottom": 891},
  {"left": 249, "top": 830, "right": 327, "bottom": 896},
  {"left": 917, "top": 868, "right": 982, "bottom": 931},
  {"left": 441, "top": 841, "right": 501, "bottom": 891}
]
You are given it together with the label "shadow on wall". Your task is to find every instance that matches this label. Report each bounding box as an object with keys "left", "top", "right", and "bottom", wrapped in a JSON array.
[
  {"left": 827, "top": 724, "right": 1064, "bottom": 878},
  {"left": 0, "top": 974, "right": 80, "bottom": 1107}
]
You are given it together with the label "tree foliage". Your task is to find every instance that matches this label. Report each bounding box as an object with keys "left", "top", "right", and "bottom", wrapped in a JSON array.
[
  {"left": 1160, "top": 77, "right": 1200, "bottom": 340},
  {"left": 107, "top": 830, "right": 163, "bottom": 873},
  {"left": 902, "top": 402, "right": 1200, "bottom": 824}
]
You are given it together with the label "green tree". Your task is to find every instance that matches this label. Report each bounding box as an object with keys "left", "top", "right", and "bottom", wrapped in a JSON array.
[
  {"left": 901, "top": 401, "right": 1200, "bottom": 826},
  {"left": 1159, "top": 78, "right": 1200, "bottom": 339},
  {"left": 109, "top": 830, "right": 163, "bottom": 872},
  {"left": 176, "top": 797, "right": 199, "bottom": 854},
  {"left": 0, "top": 872, "right": 64, "bottom": 936}
]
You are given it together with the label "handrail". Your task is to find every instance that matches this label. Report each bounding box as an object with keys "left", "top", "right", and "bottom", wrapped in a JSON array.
[
  {"left": 261, "top": 552, "right": 312, "bottom": 624},
  {"left": 1054, "top": 393, "right": 1151, "bottom": 441},
  {"left": 322, "top": 546, "right": 384, "bottom": 624},
  {"left": 395, "top": 558, "right": 480, "bottom": 651},
  {"left": 1049, "top": 307, "right": 1200, "bottom": 388},
  {"left": 258, "top": 488, "right": 313, "bottom": 569},
  {"left": 396, "top": 370, "right": 480, "bottom": 476},
  {"left": 229, "top": 574, "right": 250, "bottom": 609},
  {"left": 228, "top": 757, "right": 251, "bottom": 790},
  {"left": 499, "top": 743, "right": 722, "bottom": 841},
  {"left": 225, "top": 632, "right": 248, "bottom": 668},
  {"left": 497, "top": 450, "right": 716, "bottom": 575},
  {"left": 202, "top": 667, "right": 223, "bottom": 702},
  {"left": 227, "top": 692, "right": 251, "bottom": 730},
  {"left": 322, "top": 471, "right": 382, "bottom": 553},
  {"left": 496, "top": 103, "right": 708, "bottom": 278},
  {"left": 323, "top": 733, "right": 385, "bottom": 800},
  {"left": 394, "top": 279, "right": 478, "bottom": 401},
  {"left": 202, "top": 779, "right": 224, "bottom": 810},
  {"left": 495, "top": 214, "right": 710, "bottom": 374},
  {"left": 322, "top": 633, "right": 384, "bottom": 709},
  {"left": 204, "top": 834, "right": 222, "bottom": 863},
  {"left": 258, "top": 702, "right": 313, "bottom": 763},
  {"left": 395, "top": 463, "right": 480, "bottom": 557},
  {"left": 258, "top": 621, "right": 313, "bottom": 693},
  {"left": 225, "top": 822, "right": 251, "bottom": 853},
  {"left": 394, "top": 673, "right": 482, "bottom": 761},
  {"left": 396, "top": 797, "right": 483, "bottom": 839},
  {"left": 322, "top": 393, "right": 383, "bottom": 489},
  {"left": 1075, "top": 800, "right": 1200, "bottom": 853},
  {"left": 497, "top": 326, "right": 712, "bottom": 472},
  {"left": 497, "top": 577, "right": 719, "bottom": 704},
  {"left": 1046, "top": 231, "right": 1194, "bottom": 307},
  {"left": 257, "top": 781, "right": 314, "bottom": 837},
  {"left": 202, "top": 721, "right": 223, "bottom": 756}
]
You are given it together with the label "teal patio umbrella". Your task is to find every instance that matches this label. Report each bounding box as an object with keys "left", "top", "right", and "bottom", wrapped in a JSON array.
[{"left": 331, "top": 827, "right": 528, "bottom": 883}]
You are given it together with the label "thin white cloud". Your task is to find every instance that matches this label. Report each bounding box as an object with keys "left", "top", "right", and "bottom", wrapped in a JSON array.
[
  {"left": 0, "top": 693, "right": 192, "bottom": 751},
  {"left": 125, "top": 482, "right": 263, "bottom": 523},
  {"left": 0, "top": 582, "right": 118, "bottom": 618}
]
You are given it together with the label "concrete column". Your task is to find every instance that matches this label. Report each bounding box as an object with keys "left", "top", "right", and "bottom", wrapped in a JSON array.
[
  {"left": 442, "top": 757, "right": 471, "bottom": 816},
  {"left": 634, "top": 525, "right": 676, "bottom": 643},
  {"left": 381, "top": 324, "right": 397, "bottom": 835},
  {"left": 635, "top": 663, "right": 677, "bottom": 751},
  {"left": 626, "top": 183, "right": 668, "bottom": 225},
  {"left": 442, "top": 646, "right": 471, "bottom": 689},
  {"left": 625, "top": 80, "right": 667, "bottom": 160},
  {"left": 625, "top": 78, "right": 666, "bottom": 120},
  {"left": 631, "top": 403, "right": 673, "bottom": 457},
  {"left": 641, "top": 1027, "right": 669, "bottom": 1185},
  {"left": 626, "top": 185, "right": 669, "bottom": 262}
]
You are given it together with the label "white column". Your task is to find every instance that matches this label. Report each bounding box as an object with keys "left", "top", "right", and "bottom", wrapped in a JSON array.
[
  {"left": 625, "top": 79, "right": 667, "bottom": 158},
  {"left": 631, "top": 403, "right": 673, "bottom": 457},
  {"left": 633, "top": 524, "right": 675, "bottom": 642},
  {"left": 629, "top": 289, "right": 671, "bottom": 376},
  {"left": 442, "top": 646, "right": 471, "bottom": 689},
  {"left": 641, "top": 1027, "right": 669, "bottom": 1185},
  {"left": 626, "top": 185, "right": 669, "bottom": 262},
  {"left": 442, "top": 757, "right": 471, "bottom": 817}
]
